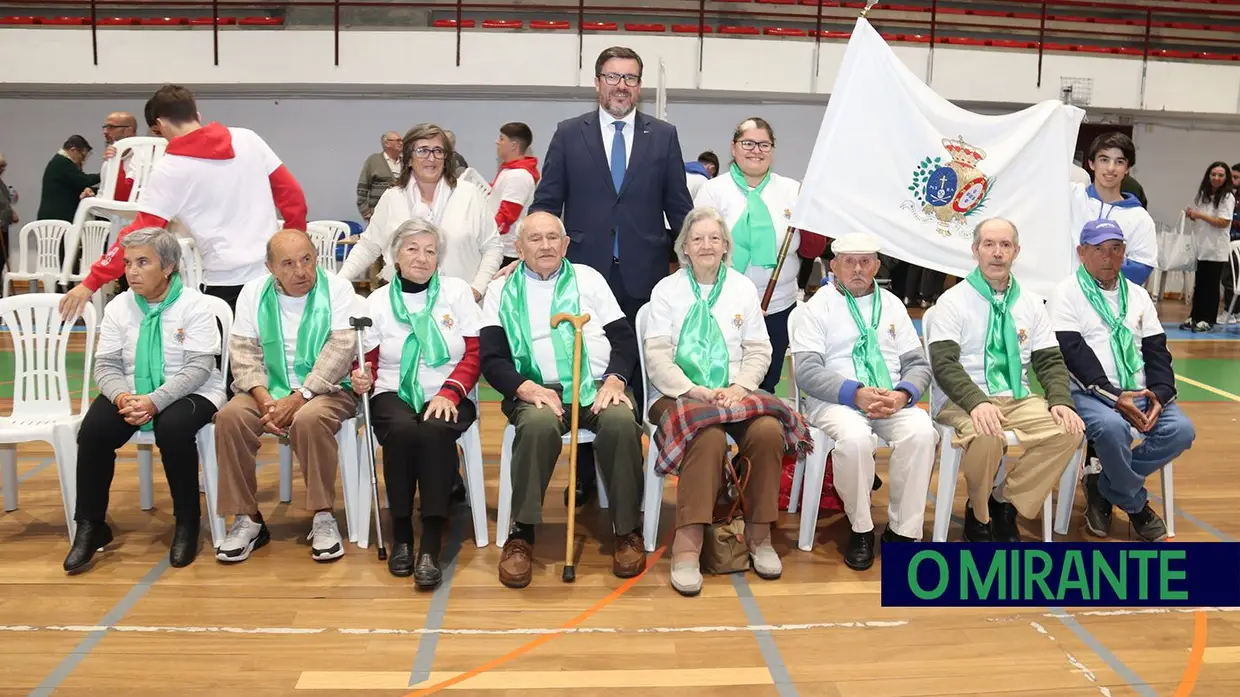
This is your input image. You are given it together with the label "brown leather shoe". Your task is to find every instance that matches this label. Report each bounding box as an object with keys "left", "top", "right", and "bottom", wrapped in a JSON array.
[
  {"left": 498, "top": 538, "right": 534, "bottom": 589},
  {"left": 612, "top": 532, "right": 647, "bottom": 578}
]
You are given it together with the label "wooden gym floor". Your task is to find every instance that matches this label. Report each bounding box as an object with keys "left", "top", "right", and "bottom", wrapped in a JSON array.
[{"left": 2, "top": 300, "right": 1240, "bottom": 696}]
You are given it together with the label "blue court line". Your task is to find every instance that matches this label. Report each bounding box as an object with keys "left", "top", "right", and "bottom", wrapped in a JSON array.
[
  {"left": 1150, "top": 494, "right": 1236, "bottom": 542},
  {"left": 730, "top": 573, "right": 799, "bottom": 696},
  {"left": 408, "top": 506, "right": 469, "bottom": 686},
  {"left": 17, "top": 457, "right": 53, "bottom": 484}
]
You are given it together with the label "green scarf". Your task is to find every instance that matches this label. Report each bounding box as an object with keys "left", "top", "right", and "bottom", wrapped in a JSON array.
[
  {"left": 132, "top": 273, "right": 185, "bottom": 432},
  {"left": 1075, "top": 265, "right": 1143, "bottom": 390},
  {"left": 258, "top": 267, "right": 334, "bottom": 400},
  {"left": 674, "top": 264, "right": 730, "bottom": 389},
  {"left": 838, "top": 282, "right": 892, "bottom": 390},
  {"left": 965, "top": 267, "right": 1028, "bottom": 399},
  {"left": 389, "top": 274, "right": 451, "bottom": 411},
  {"left": 498, "top": 259, "right": 597, "bottom": 406},
  {"left": 728, "top": 162, "right": 777, "bottom": 273}
]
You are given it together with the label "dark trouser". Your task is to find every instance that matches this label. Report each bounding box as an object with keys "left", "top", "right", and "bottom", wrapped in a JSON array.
[
  {"left": 502, "top": 255, "right": 520, "bottom": 269},
  {"left": 203, "top": 284, "right": 245, "bottom": 395},
  {"left": 1190, "top": 260, "right": 1225, "bottom": 325},
  {"left": 760, "top": 304, "right": 794, "bottom": 395},
  {"left": 502, "top": 388, "right": 644, "bottom": 535},
  {"left": 74, "top": 394, "right": 217, "bottom": 522},
  {"left": 370, "top": 392, "right": 476, "bottom": 521}
]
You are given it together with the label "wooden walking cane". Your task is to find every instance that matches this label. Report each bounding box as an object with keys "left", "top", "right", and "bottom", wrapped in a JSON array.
[
  {"left": 551, "top": 311, "right": 591, "bottom": 583},
  {"left": 760, "top": 226, "right": 798, "bottom": 312}
]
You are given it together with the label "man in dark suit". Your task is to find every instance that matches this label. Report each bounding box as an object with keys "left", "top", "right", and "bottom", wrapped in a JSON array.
[{"left": 529, "top": 45, "right": 694, "bottom": 506}]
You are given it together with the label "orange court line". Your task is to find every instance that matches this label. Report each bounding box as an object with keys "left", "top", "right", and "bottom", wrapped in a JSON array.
[{"left": 1173, "top": 611, "right": 1209, "bottom": 697}]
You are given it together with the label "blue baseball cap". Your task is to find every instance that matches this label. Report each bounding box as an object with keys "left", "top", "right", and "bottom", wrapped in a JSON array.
[{"left": 1080, "top": 219, "right": 1125, "bottom": 246}]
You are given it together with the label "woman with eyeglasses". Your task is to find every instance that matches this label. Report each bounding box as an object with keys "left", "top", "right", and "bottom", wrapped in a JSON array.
[
  {"left": 338, "top": 123, "right": 501, "bottom": 303},
  {"left": 693, "top": 117, "right": 827, "bottom": 394}
]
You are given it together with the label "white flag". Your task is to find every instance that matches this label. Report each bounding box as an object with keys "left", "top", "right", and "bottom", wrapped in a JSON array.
[{"left": 790, "top": 18, "right": 1085, "bottom": 298}]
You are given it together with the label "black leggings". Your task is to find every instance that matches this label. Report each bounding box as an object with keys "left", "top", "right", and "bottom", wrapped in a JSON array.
[
  {"left": 369, "top": 392, "right": 477, "bottom": 521},
  {"left": 1190, "top": 260, "right": 1225, "bottom": 325},
  {"left": 74, "top": 393, "right": 217, "bottom": 522}
]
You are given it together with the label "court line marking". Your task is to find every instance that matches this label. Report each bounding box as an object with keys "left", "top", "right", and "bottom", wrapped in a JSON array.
[
  {"left": 408, "top": 507, "right": 468, "bottom": 686},
  {"left": 1174, "top": 374, "right": 1240, "bottom": 402},
  {"left": 1028, "top": 621, "right": 1112, "bottom": 697},
  {"left": 731, "top": 573, "right": 799, "bottom": 697},
  {"left": 1174, "top": 611, "right": 1208, "bottom": 697}
]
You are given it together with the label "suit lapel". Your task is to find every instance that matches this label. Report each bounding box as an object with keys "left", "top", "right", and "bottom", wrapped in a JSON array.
[
  {"left": 580, "top": 112, "right": 615, "bottom": 193},
  {"left": 618, "top": 111, "right": 652, "bottom": 198}
]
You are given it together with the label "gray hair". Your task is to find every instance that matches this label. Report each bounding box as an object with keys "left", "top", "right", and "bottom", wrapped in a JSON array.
[
  {"left": 674, "top": 207, "right": 733, "bottom": 269},
  {"left": 120, "top": 227, "right": 181, "bottom": 271},
  {"left": 971, "top": 217, "right": 1020, "bottom": 249},
  {"left": 381, "top": 130, "right": 400, "bottom": 145},
  {"left": 389, "top": 218, "right": 445, "bottom": 262}
]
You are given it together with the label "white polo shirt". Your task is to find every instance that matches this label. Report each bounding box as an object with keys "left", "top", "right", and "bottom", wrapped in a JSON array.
[
  {"left": 138, "top": 127, "right": 285, "bottom": 287},
  {"left": 232, "top": 272, "right": 358, "bottom": 391},
  {"left": 1049, "top": 274, "right": 1162, "bottom": 391},
  {"left": 1070, "top": 183, "right": 1158, "bottom": 270},
  {"left": 481, "top": 263, "right": 623, "bottom": 385},
  {"left": 694, "top": 172, "right": 801, "bottom": 314},
  {"left": 360, "top": 276, "right": 482, "bottom": 400},
  {"left": 927, "top": 277, "right": 1057, "bottom": 415},
  {"left": 96, "top": 287, "right": 227, "bottom": 408},
  {"left": 789, "top": 284, "right": 920, "bottom": 414},
  {"left": 643, "top": 267, "right": 768, "bottom": 408}
]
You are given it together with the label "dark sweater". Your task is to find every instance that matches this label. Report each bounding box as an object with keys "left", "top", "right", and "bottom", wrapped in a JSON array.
[
  {"left": 481, "top": 318, "right": 637, "bottom": 403},
  {"left": 36, "top": 153, "right": 101, "bottom": 222},
  {"left": 1055, "top": 330, "right": 1177, "bottom": 406},
  {"left": 929, "top": 340, "right": 1074, "bottom": 413}
]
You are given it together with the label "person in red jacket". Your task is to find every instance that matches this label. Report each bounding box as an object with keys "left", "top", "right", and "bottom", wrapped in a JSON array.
[{"left": 60, "top": 84, "right": 307, "bottom": 318}]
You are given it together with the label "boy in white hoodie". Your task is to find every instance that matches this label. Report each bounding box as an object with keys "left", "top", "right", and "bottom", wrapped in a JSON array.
[{"left": 1070, "top": 132, "right": 1157, "bottom": 285}]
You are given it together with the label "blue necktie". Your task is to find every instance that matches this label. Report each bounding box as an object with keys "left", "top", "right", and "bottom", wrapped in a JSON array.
[{"left": 610, "top": 121, "right": 626, "bottom": 258}]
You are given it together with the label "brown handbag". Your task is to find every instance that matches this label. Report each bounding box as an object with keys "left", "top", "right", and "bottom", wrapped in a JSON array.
[{"left": 701, "top": 455, "right": 751, "bottom": 575}]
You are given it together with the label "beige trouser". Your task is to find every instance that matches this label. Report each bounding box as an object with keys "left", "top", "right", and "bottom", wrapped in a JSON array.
[
  {"left": 215, "top": 391, "right": 357, "bottom": 516},
  {"left": 936, "top": 396, "right": 1083, "bottom": 523}
]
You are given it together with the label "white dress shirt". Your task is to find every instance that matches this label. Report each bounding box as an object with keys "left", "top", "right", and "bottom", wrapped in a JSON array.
[{"left": 599, "top": 107, "right": 635, "bottom": 168}]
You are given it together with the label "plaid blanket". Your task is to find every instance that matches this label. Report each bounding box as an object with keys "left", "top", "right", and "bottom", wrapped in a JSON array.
[{"left": 652, "top": 391, "right": 816, "bottom": 477}]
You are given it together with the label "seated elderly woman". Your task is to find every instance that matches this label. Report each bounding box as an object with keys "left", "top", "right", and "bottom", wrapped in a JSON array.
[
  {"left": 351, "top": 219, "right": 482, "bottom": 590},
  {"left": 63, "top": 227, "right": 227, "bottom": 575},
  {"left": 643, "top": 207, "right": 809, "bottom": 597}
]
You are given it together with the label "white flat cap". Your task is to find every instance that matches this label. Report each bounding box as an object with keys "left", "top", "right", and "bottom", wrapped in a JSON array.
[{"left": 831, "top": 232, "right": 882, "bottom": 255}]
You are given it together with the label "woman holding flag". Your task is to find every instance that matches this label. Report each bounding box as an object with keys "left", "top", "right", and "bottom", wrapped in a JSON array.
[
  {"left": 64, "top": 228, "right": 226, "bottom": 574},
  {"left": 644, "top": 208, "right": 806, "bottom": 596},
  {"left": 350, "top": 219, "right": 482, "bottom": 590},
  {"left": 693, "top": 117, "right": 828, "bottom": 393}
]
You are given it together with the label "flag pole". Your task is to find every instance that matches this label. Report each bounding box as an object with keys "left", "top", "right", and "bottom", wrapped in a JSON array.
[
  {"left": 760, "top": 226, "right": 796, "bottom": 313},
  {"left": 860, "top": 0, "right": 879, "bottom": 17}
]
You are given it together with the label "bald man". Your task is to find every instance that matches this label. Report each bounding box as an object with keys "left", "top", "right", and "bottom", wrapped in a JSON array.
[
  {"left": 214, "top": 229, "right": 360, "bottom": 564},
  {"left": 100, "top": 111, "right": 138, "bottom": 201},
  {"left": 357, "top": 131, "right": 402, "bottom": 220}
]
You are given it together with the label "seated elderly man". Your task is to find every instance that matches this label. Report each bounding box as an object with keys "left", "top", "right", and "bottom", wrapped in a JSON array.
[
  {"left": 480, "top": 211, "right": 643, "bottom": 589},
  {"left": 1050, "top": 219, "right": 1195, "bottom": 542},
  {"left": 929, "top": 218, "right": 1085, "bottom": 542},
  {"left": 789, "top": 232, "right": 937, "bottom": 570},
  {"left": 214, "top": 229, "right": 359, "bottom": 564}
]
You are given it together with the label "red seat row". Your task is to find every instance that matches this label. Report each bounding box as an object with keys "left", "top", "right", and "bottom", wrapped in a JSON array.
[{"left": 0, "top": 16, "right": 279, "bottom": 26}]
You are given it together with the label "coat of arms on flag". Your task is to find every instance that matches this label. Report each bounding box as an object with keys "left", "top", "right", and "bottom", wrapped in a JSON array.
[{"left": 901, "top": 136, "right": 993, "bottom": 238}]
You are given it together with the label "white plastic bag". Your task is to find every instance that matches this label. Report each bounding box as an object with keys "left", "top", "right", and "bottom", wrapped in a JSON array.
[{"left": 1159, "top": 212, "right": 1196, "bottom": 273}]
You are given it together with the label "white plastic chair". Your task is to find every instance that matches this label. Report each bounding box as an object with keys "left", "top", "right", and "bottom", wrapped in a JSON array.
[
  {"left": 3, "top": 220, "right": 71, "bottom": 296},
  {"left": 352, "top": 387, "right": 491, "bottom": 550},
  {"left": 1052, "top": 427, "right": 1175, "bottom": 538},
  {"left": 778, "top": 332, "right": 837, "bottom": 551},
  {"left": 126, "top": 295, "right": 232, "bottom": 547},
  {"left": 0, "top": 295, "right": 97, "bottom": 542},
  {"left": 307, "top": 221, "right": 349, "bottom": 274},
  {"left": 177, "top": 238, "right": 206, "bottom": 291},
  {"left": 495, "top": 425, "right": 607, "bottom": 548},
  {"left": 64, "top": 221, "right": 114, "bottom": 318},
  {"left": 922, "top": 306, "right": 1054, "bottom": 543},
  {"left": 270, "top": 416, "right": 362, "bottom": 546},
  {"left": 59, "top": 136, "right": 167, "bottom": 286}
]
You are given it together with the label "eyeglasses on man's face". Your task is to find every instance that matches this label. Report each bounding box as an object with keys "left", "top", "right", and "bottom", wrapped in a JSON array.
[
  {"left": 735, "top": 139, "right": 774, "bottom": 153},
  {"left": 599, "top": 72, "right": 641, "bottom": 87},
  {"left": 413, "top": 147, "right": 446, "bottom": 160}
]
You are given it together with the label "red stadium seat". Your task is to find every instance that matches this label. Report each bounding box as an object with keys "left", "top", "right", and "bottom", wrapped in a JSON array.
[
  {"left": 0, "top": 16, "right": 38, "bottom": 24},
  {"left": 764, "top": 27, "right": 807, "bottom": 36},
  {"left": 625, "top": 23, "right": 667, "bottom": 32},
  {"left": 432, "top": 19, "right": 475, "bottom": 28},
  {"left": 42, "top": 17, "right": 89, "bottom": 25},
  {"left": 583, "top": 21, "right": 618, "bottom": 31},
  {"left": 237, "top": 17, "right": 283, "bottom": 26},
  {"left": 718, "top": 25, "right": 760, "bottom": 35},
  {"left": 530, "top": 20, "right": 569, "bottom": 30},
  {"left": 481, "top": 19, "right": 522, "bottom": 29},
  {"left": 97, "top": 17, "right": 138, "bottom": 26},
  {"left": 140, "top": 18, "right": 188, "bottom": 26},
  {"left": 188, "top": 17, "right": 238, "bottom": 26},
  {"left": 672, "top": 24, "right": 714, "bottom": 33}
]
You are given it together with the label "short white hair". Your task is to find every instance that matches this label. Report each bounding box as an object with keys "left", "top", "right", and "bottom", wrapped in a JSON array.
[
  {"left": 972, "top": 217, "right": 1020, "bottom": 249},
  {"left": 673, "top": 207, "right": 733, "bottom": 269},
  {"left": 517, "top": 213, "right": 567, "bottom": 241},
  {"left": 389, "top": 218, "right": 445, "bottom": 262}
]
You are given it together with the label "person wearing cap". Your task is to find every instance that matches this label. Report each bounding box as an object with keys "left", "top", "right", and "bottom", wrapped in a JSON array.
[
  {"left": 789, "top": 232, "right": 938, "bottom": 569},
  {"left": 1049, "top": 219, "right": 1194, "bottom": 543},
  {"left": 927, "top": 218, "right": 1084, "bottom": 542},
  {"left": 642, "top": 206, "right": 786, "bottom": 596}
]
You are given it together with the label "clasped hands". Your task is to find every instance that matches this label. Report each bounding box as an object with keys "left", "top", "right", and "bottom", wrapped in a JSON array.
[
  {"left": 516, "top": 375, "right": 631, "bottom": 417},
  {"left": 254, "top": 388, "right": 307, "bottom": 437},
  {"left": 113, "top": 393, "right": 157, "bottom": 426},
  {"left": 854, "top": 386, "right": 909, "bottom": 419},
  {"left": 1116, "top": 389, "right": 1162, "bottom": 434},
  {"left": 685, "top": 384, "right": 751, "bottom": 409}
]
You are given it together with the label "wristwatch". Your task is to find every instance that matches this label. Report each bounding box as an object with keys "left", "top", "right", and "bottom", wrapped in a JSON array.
[{"left": 299, "top": 387, "right": 313, "bottom": 401}]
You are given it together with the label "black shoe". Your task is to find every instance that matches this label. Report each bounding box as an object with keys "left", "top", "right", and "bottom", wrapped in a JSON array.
[
  {"left": 1082, "top": 473, "right": 1113, "bottom": 538},
  {"left": 988, "top": 496, "right": 1020, "bottom": 542},
  {"left": 881, "top": 525, "right": 915, "bottom": 543},
  {"left": 843, "top": 530, "right": 876, "bottom": 570},
  {"left": 387, "top": 542, "right": 414, "bottom": 577},
  {"left": 1128, "top": 503, "right": 1168, "bottom": 542},
  {"left": 63, "top": 520, "right": 114, "bottom": 575},
  {"left": 414, "top": 553, "right": 442, "bottom": 591},
  {"left": 962, "top": 502, "right": 993, "bottom": 542},
  {"left": 450, "top": 470, "right": 467, "bottom": 505},
  {"left": 169, "top": 519, "right": 199, "bottom": 568}
]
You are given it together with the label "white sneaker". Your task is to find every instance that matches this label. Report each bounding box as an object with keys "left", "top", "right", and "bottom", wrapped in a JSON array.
[
  {"left": 1196, "top": 320, "right": 1212, "bottom": 332},
  {"left": 1218, "top": 313, "right": 1236, "bottom": 325},
  {"left": 308, "top": 512, "right": 344, "bottom": 562},
  {"left": 216, "top": 514, "right": 269, "bottom": 563}
]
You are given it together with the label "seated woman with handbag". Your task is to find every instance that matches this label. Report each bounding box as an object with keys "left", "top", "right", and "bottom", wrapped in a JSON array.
[
  {"left": 642, "top": 207, "right": 812, "bottom": 597},
  {"left": 350, "top": 218, "right": 483, "bottom": 590}
]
